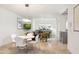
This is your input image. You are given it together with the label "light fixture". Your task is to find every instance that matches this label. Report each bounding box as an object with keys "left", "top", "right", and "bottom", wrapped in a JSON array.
[{"left": 25, "top": 4, "right": 29, "bottom": 7}]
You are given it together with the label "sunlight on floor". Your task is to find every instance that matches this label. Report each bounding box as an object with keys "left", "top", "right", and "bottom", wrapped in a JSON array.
[{"left": 0, "top": 40, "right": 70, "bottom": 54}]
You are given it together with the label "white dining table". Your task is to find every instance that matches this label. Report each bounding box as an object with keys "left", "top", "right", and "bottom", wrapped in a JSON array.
[{"left": 17, "top": 35, "right": 35, "bottom": 40}]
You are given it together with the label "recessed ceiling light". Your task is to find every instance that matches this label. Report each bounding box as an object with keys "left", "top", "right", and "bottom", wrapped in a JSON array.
[{"left": 25, "top": 4, "right": 29, "bottom": 7}]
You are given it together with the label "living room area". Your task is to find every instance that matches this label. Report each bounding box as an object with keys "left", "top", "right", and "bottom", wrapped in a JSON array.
[{"left": 0, "top": 4, "right": 78, "bottom": 54}]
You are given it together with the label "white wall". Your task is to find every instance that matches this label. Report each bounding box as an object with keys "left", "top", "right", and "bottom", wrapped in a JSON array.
[
  {"left": 67, "top": 4, "right": 79, "bottom": 54},
  {"left": 0, "top": 7, "right": 23, "bottom": 46},
  {"left": 56, "top": 14, "right": 67, "bottom": 40},
  {"left": 57, "top": 15, "right": 67, "bottom": 32}
]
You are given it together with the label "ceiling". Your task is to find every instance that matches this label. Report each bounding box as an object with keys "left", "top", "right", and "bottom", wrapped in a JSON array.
[{"left": 0, "top": 4, "right": 71, "bottom": 17}]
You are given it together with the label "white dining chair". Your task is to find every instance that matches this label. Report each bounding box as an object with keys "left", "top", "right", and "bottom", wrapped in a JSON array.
[{"left": 15, "top": 36, "right": 27, "bottom": 48}]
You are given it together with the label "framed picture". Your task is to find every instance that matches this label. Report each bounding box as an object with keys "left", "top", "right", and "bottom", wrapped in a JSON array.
[
  {"left": 73, "top": 4, "right": 79, "bottom": 32},
  {"left": 17, "top": 17, "right": 32, "bottom": 30}
]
